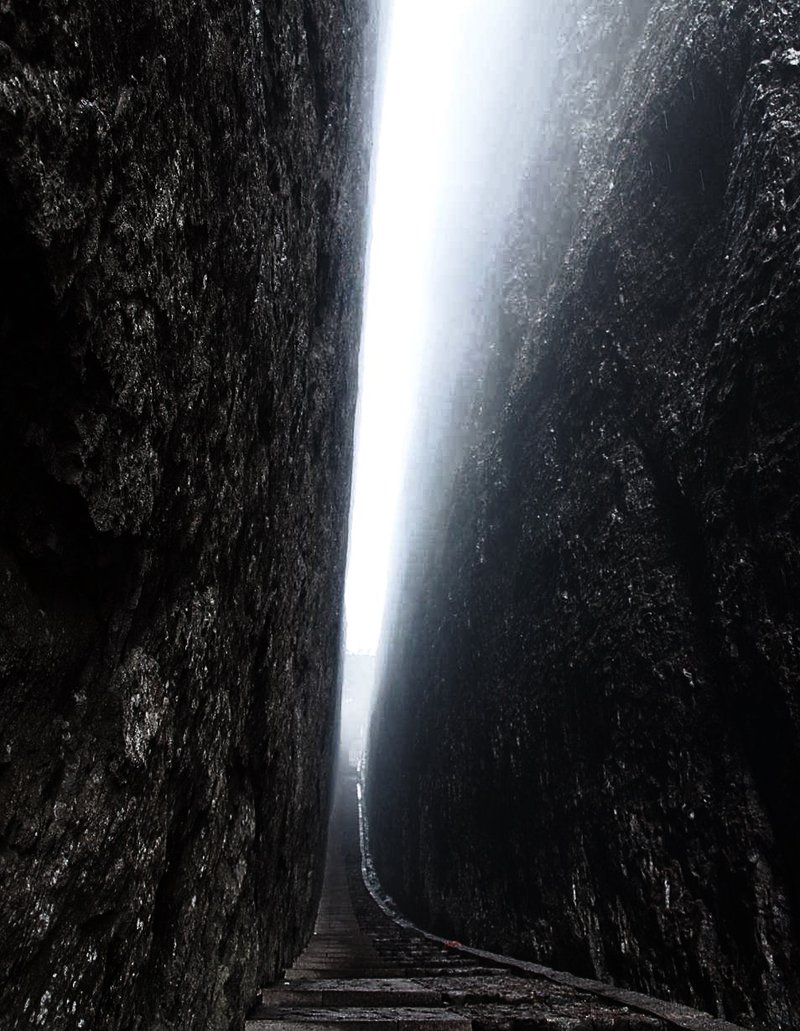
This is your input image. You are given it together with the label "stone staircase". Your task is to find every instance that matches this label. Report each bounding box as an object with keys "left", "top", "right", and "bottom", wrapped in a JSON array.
[{"left": 247, "top": 773, "right": 747, "bottom": 1031}]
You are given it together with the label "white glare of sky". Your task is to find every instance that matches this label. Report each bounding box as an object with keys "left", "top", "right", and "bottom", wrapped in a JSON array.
[{"left": 344, "top": 0, "right": 468, "bottom": 655}]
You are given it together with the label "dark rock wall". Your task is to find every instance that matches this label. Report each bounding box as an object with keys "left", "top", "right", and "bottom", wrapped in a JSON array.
[
  {"left": 368, "top": 2, "right": 800, "bottom": 1028},
  {"left": 0, "top": 2, "right": 374, "bottom": 1029}
]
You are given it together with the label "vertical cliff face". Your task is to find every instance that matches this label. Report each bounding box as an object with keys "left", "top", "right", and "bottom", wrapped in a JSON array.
[
  {"left": 368, "top": 2, "right": 800, "bottom": 1028},
  {"left": 0, "top": 2, "right": 373, "bottom": 1028}
]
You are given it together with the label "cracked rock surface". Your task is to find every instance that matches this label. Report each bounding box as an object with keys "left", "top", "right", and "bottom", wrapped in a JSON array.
[{"left": 0, "top": 2, "right": 374, "bottom": 1028}]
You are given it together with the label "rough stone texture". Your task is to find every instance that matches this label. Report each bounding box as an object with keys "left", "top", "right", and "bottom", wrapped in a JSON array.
[
  {"left": 0, "top": 2, "right": 374, "bottom": 1029},
  {"left": 368, "top": 2, "right": 800, "bottom": 1029}
]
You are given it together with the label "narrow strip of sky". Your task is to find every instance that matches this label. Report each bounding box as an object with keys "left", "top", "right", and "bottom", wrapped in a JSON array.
[{"left": 344, "top": 1, "right": 466, "bottom": 655}]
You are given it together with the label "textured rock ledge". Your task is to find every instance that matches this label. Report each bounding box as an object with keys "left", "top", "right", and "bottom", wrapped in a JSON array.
[
  {"left": 368, "top": 2, "right": 800, "bottom": 1028},
  {"left": 0, "top": 2, "right": 374, "bottom": 1028}
]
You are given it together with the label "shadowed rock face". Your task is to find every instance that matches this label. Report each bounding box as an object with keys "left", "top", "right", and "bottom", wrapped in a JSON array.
[
  {"left": 0, "top": 2, "right": 373, "bottom": 1028},
  {"left": 368, "top": 3, "right": 800, "bottom": 1028}
]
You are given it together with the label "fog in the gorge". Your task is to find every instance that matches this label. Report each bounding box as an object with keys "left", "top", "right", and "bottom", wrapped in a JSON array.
[{"left": 346, "top": 2, "right": 568, "bottom": 716}]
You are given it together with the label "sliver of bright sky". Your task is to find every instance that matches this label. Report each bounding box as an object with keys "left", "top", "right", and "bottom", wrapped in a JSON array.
[
  {"left": 344, "top": 0, "right": 534, "bottom": 656},
  {"left": 344, "top": 0, "right": 465, "bottom": 655}
]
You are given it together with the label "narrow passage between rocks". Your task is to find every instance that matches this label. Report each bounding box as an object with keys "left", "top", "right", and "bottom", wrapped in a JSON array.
[{"left": 246, "top": 769, "right": 746, "bottom": 1031}]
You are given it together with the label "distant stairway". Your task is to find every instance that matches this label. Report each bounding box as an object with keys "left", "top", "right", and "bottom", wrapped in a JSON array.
[{"left": 247, "top": 771, "right": 745, "bottom": 1031}]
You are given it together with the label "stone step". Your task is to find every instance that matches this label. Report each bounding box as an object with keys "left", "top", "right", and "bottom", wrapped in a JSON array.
[
  {"left": 286, "top": 968, "right": 495, "bottom": 981},
  {"left": 247, "top": 1007, "right": 472, "bottom": 1031},
  {"left": 294, "top": 952, "right": 384, "bottom": 963},
  {"left": 263, "top": 979, "right": 443, "bottom": 1008},
  {"left": 287, "top": 971, "right": 410, "bottom": 982}
]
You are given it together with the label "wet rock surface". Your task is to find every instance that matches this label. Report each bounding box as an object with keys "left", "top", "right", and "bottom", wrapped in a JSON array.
[
  {"left": 368, "top": 3, "right": 800, "bottom": 1029},
  {"left": 0, "top": 2, "right": 374, "bottom": 1028}
]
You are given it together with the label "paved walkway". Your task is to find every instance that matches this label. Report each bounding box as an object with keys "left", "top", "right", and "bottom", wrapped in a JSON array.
[
  {"left": 284, "top": 793, "right": 386, "bottom": 982},
  {"left": 247, "top": 770, "right": 746, "bottom": 1031}
]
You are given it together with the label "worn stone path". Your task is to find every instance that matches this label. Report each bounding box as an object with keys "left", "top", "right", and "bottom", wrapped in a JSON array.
[{"left": 247, "top": 771, "right": 746, "bottom": 1031}]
